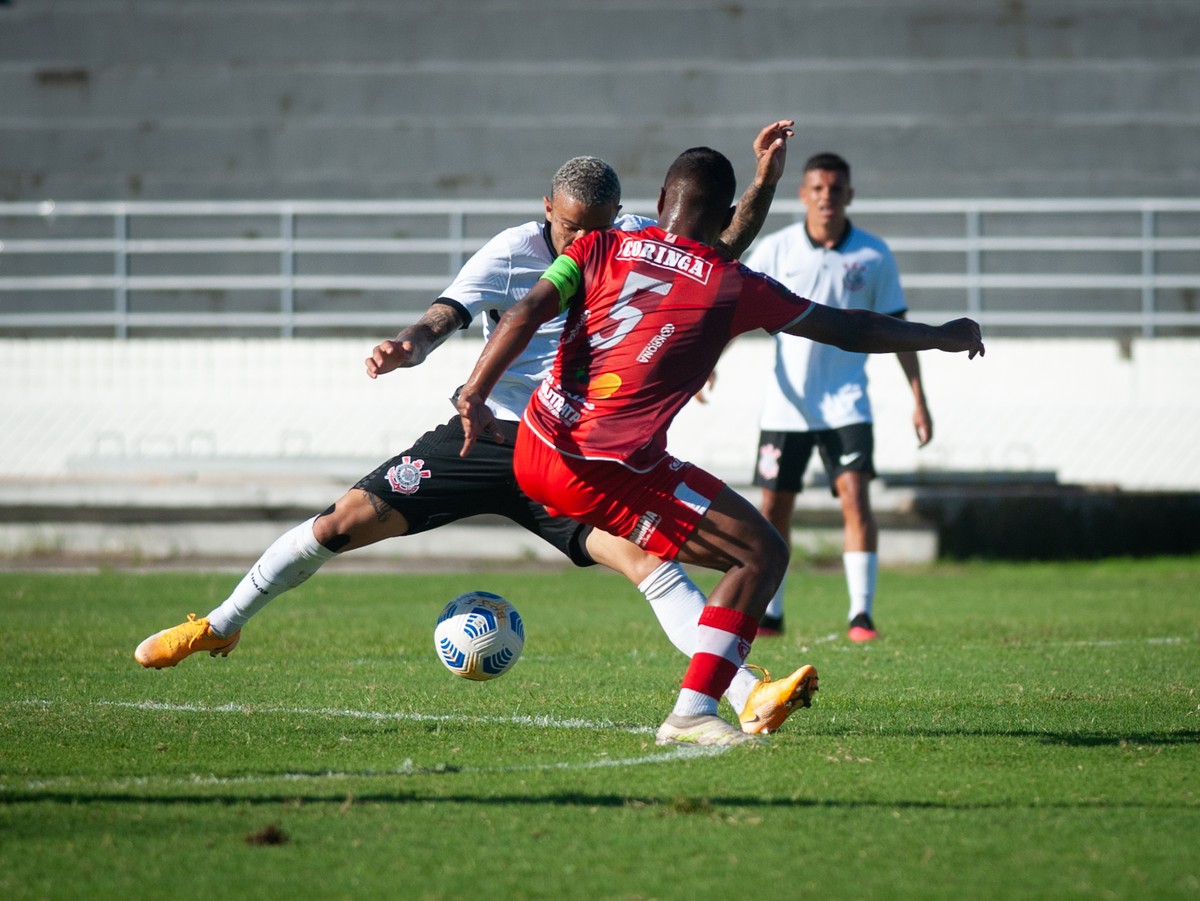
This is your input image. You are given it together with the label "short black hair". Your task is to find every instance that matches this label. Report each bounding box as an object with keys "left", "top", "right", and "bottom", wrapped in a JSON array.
[
  {"left": 803, "top": 152, "right": 851, "bottom": 181},
  {"left": 664, "top": 147, "right": 737, "bottom": 215}
]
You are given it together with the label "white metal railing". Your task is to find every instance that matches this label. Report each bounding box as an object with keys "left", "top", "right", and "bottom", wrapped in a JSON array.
[{"left": 1, "top": 198, "right": 1198, "bottom": 338}]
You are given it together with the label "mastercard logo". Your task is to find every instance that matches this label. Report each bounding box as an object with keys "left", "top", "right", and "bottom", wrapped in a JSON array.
[{"left": 589, "top": 372, "right": 622, "bottom": 399}]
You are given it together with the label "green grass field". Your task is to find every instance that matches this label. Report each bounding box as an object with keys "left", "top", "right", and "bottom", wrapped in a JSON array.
[{"left": 1, "top": 558, "right": 1197, "bottom": 900}]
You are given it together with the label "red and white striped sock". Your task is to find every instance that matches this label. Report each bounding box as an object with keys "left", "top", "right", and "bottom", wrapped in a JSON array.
[{"left": 671, "top": 606, "right": 758, "bottom": 718}]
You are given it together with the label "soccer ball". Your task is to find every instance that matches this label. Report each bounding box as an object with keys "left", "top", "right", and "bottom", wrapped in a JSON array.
[{"left": 433, "top": 591, "right": 525, "bottom": 681}]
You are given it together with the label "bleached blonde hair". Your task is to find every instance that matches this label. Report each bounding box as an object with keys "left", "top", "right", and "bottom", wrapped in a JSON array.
[{"left": 550, "top": 156, "right": 622, "bottom": 208}]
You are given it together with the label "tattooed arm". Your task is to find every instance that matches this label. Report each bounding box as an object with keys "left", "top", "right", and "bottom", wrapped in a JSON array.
[
  {"left": 365, "top": 301, "right": 466, "bottom": 378},
  {"left": 715, "top": 118, "right": 793, "bottom": 260}
]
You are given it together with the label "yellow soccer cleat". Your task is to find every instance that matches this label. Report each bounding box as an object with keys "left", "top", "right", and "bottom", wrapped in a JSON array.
[
  {"left": 656, "top": 713, "right": 764, "bottom": 747},
  {"left": 134, "top": 613, "right": 241, "bottom": 669},
  {"left": 739, "top": 663, "right": 819, "bottom": 734}
]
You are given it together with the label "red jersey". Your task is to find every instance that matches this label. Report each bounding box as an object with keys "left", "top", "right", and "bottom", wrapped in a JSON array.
[{"left": 523, "top": 225, "right": 815, "bottom": 472}]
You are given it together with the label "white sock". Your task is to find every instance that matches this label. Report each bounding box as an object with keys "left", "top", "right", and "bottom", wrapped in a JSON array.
[
  {"left": 207, "top": 516, "right": 336, "bottom": 637},
  {"left": 638, "top": 562, "right": 706, "bottom": 657},
  {"left": 764, "top": 572, "right": 787, "bottom": 620},
  {"left": 638, "top": 561, "right": 758, "bottom": 710},
  {"left": 672, "top": 687, "right": 718, "bottom": 718},
  {"left": 723, "top": 667, "right": 760, "bottom": 716},
  {"left": 844, "top": 550, "right": 878, "bottom": 621}
]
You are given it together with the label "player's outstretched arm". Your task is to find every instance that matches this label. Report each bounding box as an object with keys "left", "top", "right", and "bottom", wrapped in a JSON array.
[
  {"left": 790, "top": 305, "right": 985, "bottom": 359},
  {"left": 365, "top": 302, "right": 463, "bottom": 379},
  {"left": 457, "top": 281, "right": 561, "bottom": 456},
  {"left": 717, "top": 118, "right": 794, "bottom": 260}
]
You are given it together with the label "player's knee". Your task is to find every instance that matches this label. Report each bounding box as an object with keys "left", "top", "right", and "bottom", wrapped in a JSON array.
[
  {"left": 760, "top": 489, "right": 794, "bottom": 520},
  {"left": 754, "top": 522, "right": 790, "bottom": 589},
  {"left": 313, "top": 490, "right": 409, "bottom": 552},
  {"left": 312, "top": 513, "right": 351, "bottom": 552},
  {"left": 321, "top": 532, "right": 352, "bottom": 553}
]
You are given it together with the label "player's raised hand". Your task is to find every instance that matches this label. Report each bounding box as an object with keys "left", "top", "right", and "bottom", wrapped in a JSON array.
[{"left": 751, "top": 119, "right": 794, "bottom": 188}]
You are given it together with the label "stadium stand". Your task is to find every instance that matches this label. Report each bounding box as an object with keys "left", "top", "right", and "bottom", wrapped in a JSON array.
[
  {"left": 1, "top": 1, "right": 1197, "bottom": 562},
  {"left": 1, "top": 2, "right": 1196, "bottom": 202}
]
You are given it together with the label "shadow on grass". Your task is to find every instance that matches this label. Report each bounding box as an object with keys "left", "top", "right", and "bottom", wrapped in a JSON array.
[
  {"left": 4, "top": 791, "right": 1198, "bottom": 811},
  {"left": 1026, "top": 730, "right": 1200, "bottom": 747}
]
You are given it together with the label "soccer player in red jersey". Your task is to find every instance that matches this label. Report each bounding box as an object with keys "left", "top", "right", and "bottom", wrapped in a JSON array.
[{"left": 457, "top": 147, "right": 984, "bottom": 746}]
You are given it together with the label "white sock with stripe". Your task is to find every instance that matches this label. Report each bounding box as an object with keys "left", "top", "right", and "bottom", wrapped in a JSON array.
[
  {"left": 672, "top": 606, "right": 757, "bottom": 718},
  {"left": 638, "top": 562, "right": 761, "bottom": 713}
]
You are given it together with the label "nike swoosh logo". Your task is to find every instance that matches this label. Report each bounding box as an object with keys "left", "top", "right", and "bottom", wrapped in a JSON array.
[{"left": 839, "top": 452, "right": 862, "bottom": 466}]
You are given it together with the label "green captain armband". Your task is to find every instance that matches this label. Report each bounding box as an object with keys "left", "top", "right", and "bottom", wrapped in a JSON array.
[{"left": 540, "top": 255, "right": 583, "bottom": 312}]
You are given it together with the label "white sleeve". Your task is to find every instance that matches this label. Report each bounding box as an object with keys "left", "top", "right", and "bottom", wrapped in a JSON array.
[
  {"left": 874, "top": 245, "right": 907, "bottom": 316},
  {"left": 438, "top": 232, "right": 516, "bottom": 322},
  {"left": 741, "top": 235, "right": 775, "bottom": 275},
  {"left": 614, "top": 213, "right": 658, "bottom": 232}
]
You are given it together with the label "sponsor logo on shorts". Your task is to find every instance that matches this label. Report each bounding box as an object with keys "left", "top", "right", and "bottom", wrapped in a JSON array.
[
  {"left": 757, "top": 443, "right": 782, "bottom": 482},
  {"left": 386, "top": 456, "right": 431, "bottom": 495},
  {"left": 629, "top": 510, "right": 662, "bottom": 549},
  {"left": 839, "top": 451, "right": 862, "bottom": 466}
]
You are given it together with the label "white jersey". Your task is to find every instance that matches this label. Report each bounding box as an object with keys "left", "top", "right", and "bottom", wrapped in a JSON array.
[
  {"left": 440, "top": 213, "right": 656, "bottom": 421},
  {"left": 744, "top": 221, "right": 906, "bottom": 431}
]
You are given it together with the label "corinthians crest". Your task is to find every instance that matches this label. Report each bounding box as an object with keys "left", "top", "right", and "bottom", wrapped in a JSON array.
[
  {"left": 757, "top": 443, "right": 781, "bottom": 482},
  {"left": 386, "top": 456, "right": 431, "bottom": 495},
  {"left": 842, "top": 261, "right": 867, "bottom": 293}
]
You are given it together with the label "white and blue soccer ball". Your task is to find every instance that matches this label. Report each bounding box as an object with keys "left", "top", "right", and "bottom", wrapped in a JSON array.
[{"left": 433, "top": 591, "right": 525, "bottom": 681}]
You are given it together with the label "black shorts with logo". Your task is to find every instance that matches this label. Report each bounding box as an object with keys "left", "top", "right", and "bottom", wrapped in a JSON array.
[
  {"left": 354, "top": 416, "right": 595, "bottom": 567},
  {"left": 752, "top": 422, "right": 875, "bottom": 497}
]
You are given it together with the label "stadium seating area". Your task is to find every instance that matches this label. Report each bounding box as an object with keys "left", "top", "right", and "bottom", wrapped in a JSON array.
[
  {"left": 2, "top": 1, "right": 1197, "bottom": 561},
  {"left": 1, "top": 2, "right": 1196, "bottom": 203}
]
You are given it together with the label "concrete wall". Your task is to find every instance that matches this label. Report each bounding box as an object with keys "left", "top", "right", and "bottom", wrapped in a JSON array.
[
  {"left": 3, "top": 0, "right": 1198, "bottom": 202},
  {"left": 3, "top": 336, "right": 1197, "bottom": 493}
]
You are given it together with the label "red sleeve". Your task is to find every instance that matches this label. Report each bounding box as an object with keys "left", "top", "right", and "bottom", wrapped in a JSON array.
[
  {"left": 732, "top": 263, "right": 815, "bottom": 335},
  {"left": 564, "top": 229, "right": 605, "bottom": 269}
]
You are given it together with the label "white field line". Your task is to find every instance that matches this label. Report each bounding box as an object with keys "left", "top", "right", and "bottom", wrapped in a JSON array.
[
  {"left": 1057, "top": 636, "right": 1189, "bottom": 647},
  {"left": 12, "top": 745, "right": 727, "bottom": 794},
  {"left": 4, "top": 698, "right": 733, "bottom": 791},
  {"left": 952, "top": 636, "right": 1191, "bottom": 650},
  {"left": 800, "top": 632, "right": 843, "bottom": 652},
  {"left": 98, "top": 699, "right": 658, "bottom": 734},
  {"left": 805, "top": 634, "right": 1191, "bottom": 652}
]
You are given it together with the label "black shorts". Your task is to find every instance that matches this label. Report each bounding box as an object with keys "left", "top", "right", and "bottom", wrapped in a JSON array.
[
  {"left": 354, "top": 416, "right": 596, "bottom": 567},
  {"left": 752, "top": 423, "right": 875, "bottom": 497}
]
